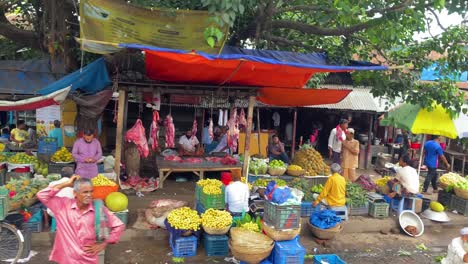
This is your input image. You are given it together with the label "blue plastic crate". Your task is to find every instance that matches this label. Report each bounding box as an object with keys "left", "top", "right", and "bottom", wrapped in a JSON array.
[
  {"left": 269, "top": 237, "right": 305, "bottom": 264},
  {"left": 170, "top": 234, "right": 198, "bottom": 257},
  {"left": 25, "top": 210, "right": 43, "bottom": 233},
  {"left": 98, "top": 163, "right": 105, "bottom": 173},
  {"left": 38, "top": 137, "right": 58, "bottom": 154},
  {"left": 301, "top": 202, "right": 313, "bottom": 218},
  {"left": 313, "top": 254, "right": 346, "bottom": 264},
  {"left": 196, "top": 202, "right": 206, "bottom": 215},
  {"left": 203, "top": 234, "right": 228, "bottom": 257}
]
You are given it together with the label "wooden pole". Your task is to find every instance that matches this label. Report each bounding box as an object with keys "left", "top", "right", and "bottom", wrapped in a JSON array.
[
  {"left": 243, "top": 96, "right": 256, "bottom": 179},
  {"left": 201, "top": 109, "right": 205, "bottom": 147},
  {"left": 365, "top": 114, "right": 373, "bottom": 169},
  {"left": 257, "top": 108, "right": 261, "bottom": 155},
  {"left": 291, "top": 108, "right": 298, "bottom": 159},
  {"left": 114, "top": 90, "right": 128, "bottom": 186}
]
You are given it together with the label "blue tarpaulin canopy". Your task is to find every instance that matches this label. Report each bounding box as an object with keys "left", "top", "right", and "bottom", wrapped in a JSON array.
[
  {"left": 421, "top": 63, "right": 467, "bottom": 82},
  {"left": 38, "top": 58, "right": 111, "bottom": 95}
]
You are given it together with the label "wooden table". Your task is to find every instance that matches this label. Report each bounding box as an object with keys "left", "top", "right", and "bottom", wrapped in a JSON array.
[
  {"left": 444, "top": 149, "right": 467, "bottom": 174},
  {"left": 156, "top": 156, "right": 242, "bottom": 188}
]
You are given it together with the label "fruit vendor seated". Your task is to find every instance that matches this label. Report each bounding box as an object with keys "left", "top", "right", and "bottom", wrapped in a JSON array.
[
  {"left": 225, "top": 173, "right": 249, "bottom": 216},
  {"left": 442, "top": 227, "right": 468, "bottom": 264},
  {"left": 313, "top": 163, "right": 346, "bottom": 207},
  {"left": 268, "top": 135, "right": 289, "bottom": 164},
  {"left": 387, "top": 155, "right": 419, "bottom": 198},
  {"left": 178, "top": 129, "right": 202, "bottom": 156},
  {"left": 72, "top": 129, "right": 102, "bottom": 179}
]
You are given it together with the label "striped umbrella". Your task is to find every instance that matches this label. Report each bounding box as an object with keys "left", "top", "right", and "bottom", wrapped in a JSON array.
[{"left": 380, "top": 103, "right": 468, "bottom": 139}]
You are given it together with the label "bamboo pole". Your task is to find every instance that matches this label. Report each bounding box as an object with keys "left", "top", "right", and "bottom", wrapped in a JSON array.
[
  {"left": 257, "top": 108, "right": 261, "bottom": 154},
  {"left": 114, "top": 90, "right": 128, "bottom": 186},
  {"left": 243, "top": 96, "right": 256, "bottom": 179},
  {"left": 291, "top": 108, "right": 298, "bottom": 159}
]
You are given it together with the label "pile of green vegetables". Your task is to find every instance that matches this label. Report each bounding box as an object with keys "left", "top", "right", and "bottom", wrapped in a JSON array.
[
  {"left": 249, "top": 157, "right": 268, "bottom": 175},
  {"left": 346, "top": 183, "right": 367, "bottom": 207},
  {"left": 269, "top": 159, "right": 286, "bottom": 169},
  {"left": 289, "top": 179, "right": 324, "bottom": 201},
  {"left": 253, "top": 178, "right": 287, "bottom": 188},
  {"left": 311, "top": 184, "right": 324, "bottom": 194}
]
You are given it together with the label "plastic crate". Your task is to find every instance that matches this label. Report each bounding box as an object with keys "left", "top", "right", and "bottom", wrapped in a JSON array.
[
  {"left": 169, "top": 234, "right": 198, "bottom": 257},
  {"left": 303, "top": 176, "right": 329, "bottom": 187},
  {"left": 348, "top": 202, "right": 369, "bottom": 216},
  {"left": 264, "top": 200, "right": 301, "bottom": 230},
  {"left": 269, "top": 237, "right": 305, "bottom": 264},
  {"left": 48, "top": 162, "right": 75, "bottom": 174},
  {"left": 24, "top": 209, "right": 43, "bottom": 233},
  {"left": 437, "top": 190, "right": 452, "bottom": 208},
  {"left": 450, "top": 195, "right": 468, "bottom": 216},
  {"left": 301, "top": 202, "right": 313, "bottom": 218},
  {"left": 0, "top": 194, "right": 8, "bottom": 221},
  {"left": 196, "top": 202, "right": 206, "bottom": 215},
  {"left": 200, "top": 186, "right": 225, "bottom": 209},
  {"left": 313, "top": 254, "right": 346, "bottom": 264},
  {"left": 113, "top": 210, "right": 128, "bottom": 227},
  {"left": 203, "top": 234, "right": 229, "bottom": 257},
  {"left": 368, "top": 202, "right": 389, "bottom": 218},
  {"left": 38, "top": 137, "right": 58, "bottom": 155}
]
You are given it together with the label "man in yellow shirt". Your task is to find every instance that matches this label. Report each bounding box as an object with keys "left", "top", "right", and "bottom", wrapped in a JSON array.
[
  {"left": 10, "top": 120, "right": 29, "bottom": 143},
  {"left": 313, "top": 163, "right": 346, "bottom": 207}
]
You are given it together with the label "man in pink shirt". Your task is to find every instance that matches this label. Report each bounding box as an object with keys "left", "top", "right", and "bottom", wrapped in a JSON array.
[{"left": 37, "top": 176, "right": 124, "bottom": 264}]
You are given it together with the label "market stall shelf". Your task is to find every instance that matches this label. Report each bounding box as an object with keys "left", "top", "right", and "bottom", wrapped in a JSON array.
[
  {"left": 156, "top": 156, "right": 241, "bottom": 188},
  {"left": 444, "top": 149, "right": 467, "bottom": 174}
]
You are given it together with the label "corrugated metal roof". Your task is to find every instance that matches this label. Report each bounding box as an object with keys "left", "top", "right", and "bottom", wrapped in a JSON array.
[
  {"left": 306, "top": 85, "right": 390, "bottom": 112},
  {"left": 0, "top": 59, "right": 63, "bottom": 95}
]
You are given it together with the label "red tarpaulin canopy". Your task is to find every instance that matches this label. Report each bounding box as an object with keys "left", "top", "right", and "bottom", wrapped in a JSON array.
[{"left": 257, "top": 88, "right": 351, "bottom": 107}]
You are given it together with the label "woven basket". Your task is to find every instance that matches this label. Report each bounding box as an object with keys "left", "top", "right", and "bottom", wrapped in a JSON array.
[
  {"left": 454, "top": 187, "right": 468, "bottom": 200},
  {"left": 229, "top": 241, "right": 274, "bottom": 264},
  {"left": 23, "top": 197, "right": 38, "bottom": 207},
  {"left": 438, "top": 182, "right": 450, "bottom": 191},
  {"left": 287, "top": 169, "right": 305, "bottom": 177},
  {"left": 262, "top": 220, "right": 301, "bottom": 241},
  {"left": 307, "top": 221, "right": 343, "bottom": 240},
  {"left": 8, "top": 200, "right": 22, "bottom": 212},
  {"left": 268, "top": 167, "right": 286, "bottom": 176},
  {"left": 203, "top": 224, "right": 231, "bottom": 235}
]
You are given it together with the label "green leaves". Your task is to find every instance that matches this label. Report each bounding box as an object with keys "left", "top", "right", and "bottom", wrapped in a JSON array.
[{"left": 203, "top": 26, "right": 225, "bottom": 48}]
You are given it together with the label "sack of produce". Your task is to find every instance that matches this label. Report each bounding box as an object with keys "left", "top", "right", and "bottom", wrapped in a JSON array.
[{"left": 145, "top": 199, "right": 188, "bottom": 228}]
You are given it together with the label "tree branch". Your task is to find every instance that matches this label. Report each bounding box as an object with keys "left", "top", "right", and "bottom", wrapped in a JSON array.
[
  {"left": 264, "top": 34, "right": 304, "bottom": 47},
  {"left": 270, "top": 17, "right": 384, "bottom": 36},
  {"left": 366, "top": 0, "right": 413, "bottom": 16},
  {"left": 427, "top": 7, "right": 447, "bottom": 31},
  {"left": 0, "top": 12, "right": 41, "bottom": 50},
  {"left": 276, "top": 5, "right": 336, "bottom": 14}
]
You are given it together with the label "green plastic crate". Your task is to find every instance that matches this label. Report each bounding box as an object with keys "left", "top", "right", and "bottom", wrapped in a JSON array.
[
  {"left": 348, "top": 202, "right": 369, "bottom": 216},
  {"left": 200, "top": 186, "right": 225, "bottom": 209},
  {"left": 0, "top": 195, "right": 8, "bottom": 221},
  {"left": 264, "top": 200, "right": 301, "bottom": 230},
  {"left": 113, "top": 210, "right": 129, "bottom": 227},
  {"left": 368, "top": 202, "right": 389, "bottom": 218}
]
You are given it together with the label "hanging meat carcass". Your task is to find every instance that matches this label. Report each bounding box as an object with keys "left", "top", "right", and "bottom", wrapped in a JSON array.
[
  {"left": 148, "top": 110, "right": 160, "bottom": 150},
  {"left": 125, "top": 119, "right": 149, "bottom": 158},
  {"left": 239, "top": 108, "right": 247, "bottom": 128},
  {"left": 226, "top": 108, "right": 240, "bottom": 153},
  {"left": 164, "top": 115, "right": 175, "bottom": 148}
]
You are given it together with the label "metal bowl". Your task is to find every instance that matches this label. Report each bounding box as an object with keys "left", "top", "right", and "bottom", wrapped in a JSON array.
[
  {"left": 421, "top": 209, "right": 450, "bottom": 222},
  {"left": 399, "top": 210, "right": 424, "bottom": 237}
]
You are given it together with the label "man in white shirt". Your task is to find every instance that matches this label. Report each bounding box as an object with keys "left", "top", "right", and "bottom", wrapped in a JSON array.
[
  {"left": 225, "top": 173, "right": 250, "bottom": 215},
  {"left": 328, "top": 119, "right": 349, "bottom": 164},
  {"left": 178, "top": 129, "right": 200, "bottom": 155},
  {"left": 388, "top": 155, "right": 419, "bottom": 198},
  {"left": 442, "top": 227, "right": 468, "bottom": 264}
]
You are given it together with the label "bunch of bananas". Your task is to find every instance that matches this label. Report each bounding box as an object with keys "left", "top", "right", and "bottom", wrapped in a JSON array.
[
  {"left": 167, "top": 207, "right": 201, "bottom": 231},
  {"left": 375, "top": 176, "right": 392, "bottom": 187},
  {"left": 287, "top": 165, "right": 303, "bottom": 171},
  {"left": 240, "top": 222, "right": 260, "bottom": 232},
  {"left": 201, "top": 209, "right": 232, "bottom": 228},
  {"left": 198, "top": 179, "right": 223, "bottom": 195},
  {"left": 91, "top": 174, "right": 117, "bottom": 187}
]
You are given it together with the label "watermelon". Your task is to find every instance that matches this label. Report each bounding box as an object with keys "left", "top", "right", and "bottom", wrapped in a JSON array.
[{"left": 105, "top": 192, "right": 128, "bottom": 212}]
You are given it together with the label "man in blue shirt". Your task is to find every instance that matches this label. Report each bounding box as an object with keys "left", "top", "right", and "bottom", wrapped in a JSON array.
[
  {"left": 422, "top": 135, "right": 450, "bottom": 194},
  {"left": 48, "top": 120, "right": 64, "bottom": 148}
]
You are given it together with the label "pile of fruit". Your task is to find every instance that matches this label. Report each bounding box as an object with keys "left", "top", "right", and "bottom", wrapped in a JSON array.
[
  {"left": 34, "top": 161, "right": 49, "bottom": 176},
  {"left": 92, "top": 174, "right": 118, "bottom": 187},
  {"left": 375, "top": 176, "right": 392, "bottom": 187},
  {"left": 4, "top": 176, "right": 49, "bottom": 202},
  {"left": 51, "top": 147, "right": 74, "bottom": 163},
  {"left": 0, "top": 143, "right": 5, "bottom": 152},
  {"left": 292, "top": 148, "right": 330, "bottom": 176},
  {"left": 269, "top": 160, "right": 286, "bottom": 169},
  {"left": 8, "top": 153, "right": 37, "bottom": 164},
  {"left": 167, "top": 207, "right": 201, "bottom": 231},
  {"left": 346, "top": 183, "right": 367, "bottom": 207},
  {"left": 234, "top": 214, "right": 261, "bottom": 232},
  {"left": 439, "top": 172, "right": 464, "bottom": 186},
  {"left": 454, "top": 177, "right": 468, "bottom": 190},
  {"left": 197, "top": 179, "right": 223, "bottom": 195},
  {"left": 0, "top": 154, "right": 7, "bottom": 163},
  {"left": 201, "top": 209, "right": 232, "bottom": 229},
  {"left": 287, "top": 165, "right": 303, "bottom": 171},
  {"left": 311, "top": 184, "right": 324, "bottom": 194},
  {"left": 249, "top": 157, "right": 268, "bottom": 175},
  {"left": 253, "top": 178, "right": 286, "bottom": 188},
  {"left": 241, "top": 177, "right": 252, "bottom": 190}
]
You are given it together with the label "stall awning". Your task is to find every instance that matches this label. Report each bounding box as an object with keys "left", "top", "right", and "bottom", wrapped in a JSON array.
[
  {"left": 121, "top": 44, "right": 387, "bottom": 89},
  {"left": 257, "top": 88, "right": 351, "bottom": 107},
  {"left": 0, "top": 86, "right": 71, "bottom": 111}
]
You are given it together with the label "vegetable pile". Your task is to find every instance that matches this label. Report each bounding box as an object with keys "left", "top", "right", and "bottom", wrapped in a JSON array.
[
  {"left": 269, "top": 160, "right": 286, "bottom": 169},
  {"left": 346, "top": 183, "right": 367, "bottom": 207},
  {"left": 167, "top": 207, "right": 201, "bottom": 231},
  {"left": 234, "top": 214, "right": 261, "bottom": 232},
  {"left": 439, "top": 172, "right": 464, "bottom": 186},
  {"left": 197, "top": 179, "right": 223, "bottom": 195},
  {"left": 311, "top": 184, "right": 324, "bottom": 194},
  {"left": 51, "top": 147, "right": 74, "bottom": 163},
  {"left": 290, "top": 178, "right": 314, "bottom": 201},
  {"left": 253, "top": 178, "right": 286, "bottom": 188},
  {"left": 201, "top": 208, "right": 232, "bottom": 229},
  {"left": 375, "top": 176, "right": 392, "bottom": 187},
  {"left": 8, "top": 153, "right": 37, "bottom": 164},
  {"left": 249, "top": 158, "right": 268, "bottom": 175},
  {"left": 292, "top": 148, "right": 330, "bottom": 176},
  {"left": 454, "top": 178, "right": 468, "bottom": 190}
]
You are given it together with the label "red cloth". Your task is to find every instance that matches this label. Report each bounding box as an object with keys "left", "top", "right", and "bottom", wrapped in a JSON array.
[
  {"left": 335, "top": 125, "right": 345, "bottom": 142},
  {"left": 257, "top": 88, "right": 350, "bottom": 107}
]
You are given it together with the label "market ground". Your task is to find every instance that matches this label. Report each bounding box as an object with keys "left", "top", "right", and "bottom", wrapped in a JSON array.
[{"left": 31, "top": 171, "right": 466, "bottom": 264}]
